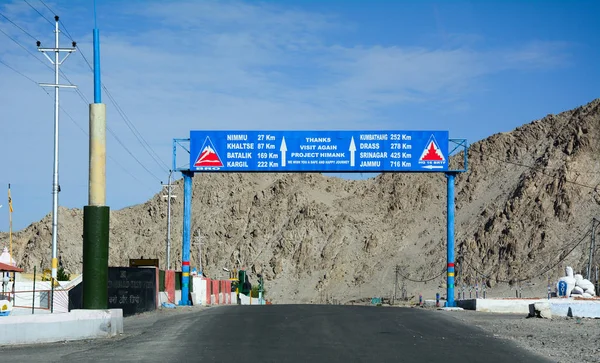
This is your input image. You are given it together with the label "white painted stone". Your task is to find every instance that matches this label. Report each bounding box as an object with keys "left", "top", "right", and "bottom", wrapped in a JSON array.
[{"left": 534, "top": 302, "right": 552, "bottom": 319}]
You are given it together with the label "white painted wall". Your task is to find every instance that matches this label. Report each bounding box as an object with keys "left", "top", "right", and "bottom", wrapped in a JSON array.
[
  {"left": 191, "top": 277, "right": 208, "bottom": 306},
  {"left": 0, "top": 309, "right": 123, "bottom": 345}
]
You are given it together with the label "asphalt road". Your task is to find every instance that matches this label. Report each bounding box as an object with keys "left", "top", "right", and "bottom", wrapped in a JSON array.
[{"left": 0, "top": 305, "right": 551, "bottom": 363}]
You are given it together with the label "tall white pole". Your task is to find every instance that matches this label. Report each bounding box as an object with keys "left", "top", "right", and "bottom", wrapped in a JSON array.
[
  {"left": 162, "top": 172, "right": 176, "bottom": 270},
  {"left": 50, "top": 17, "right": 60, "bottom": 280},
  {"left": 37, "top": 16, "right": 76, "bottom": 281},
  {"left": 588, "top": 218, "right": 596, "bottom": 280},
  {"left": 166, "top": 170, "right": 172, "bottom": 270},
  {"left": 8, "top": 184, "right": 12, "bottom": 266}
]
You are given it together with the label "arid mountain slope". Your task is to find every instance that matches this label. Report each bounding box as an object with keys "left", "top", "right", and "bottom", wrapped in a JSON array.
[{"left": 2, "top": 98, "right": 599, "bottom": 303}]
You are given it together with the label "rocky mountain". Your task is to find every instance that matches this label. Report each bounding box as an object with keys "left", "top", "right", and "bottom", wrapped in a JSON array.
[{"left": 2, "top": 98, "right": 599, "bottom": 303}]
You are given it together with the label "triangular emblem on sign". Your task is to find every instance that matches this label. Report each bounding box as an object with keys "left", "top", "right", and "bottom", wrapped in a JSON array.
[
  {"left": 194, "top": 136, "right": 223, "bottom": 167},
  {"left": 419, "top": 135, "right": 445, "bottom": 162}
]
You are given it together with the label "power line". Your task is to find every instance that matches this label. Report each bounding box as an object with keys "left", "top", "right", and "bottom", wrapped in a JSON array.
[
  {"left": 464, "top": 219, "right": 593, "bottom": 281},
  {"left": 36, "top": 0, "right": 74, "bottom": 41},
  {"left": 60, "top": 107, "right": 157, "bottom": 191},
  {"left": 38, "top": 0, "right": 55, "bottom": 15},
  {"left": 469, "top": 147, "right": 600, "bottom": 191},
  {"left": 0, "top": 22, "right": 70, "bottom": 84},
  {"left": 0, "top": 11, "right": 38, "bottom": 41},
  {"left": 58, "top": 20, "right": 73, "bottom": 41},
  {"left": 51, "top": 77, "right": 164, "bottom": 183},
  {"left": 73, "top": 42, "right": 170, "bottom": 172},
  {"left": 0, "top": 13, "right": 75, "bottom": 88},
  {"left": 466, "top": 104, "right": 600, "bottom": 189},
  {"left": 23, "top": 0, "right": 54, "bottom": 26},
  {"left": 51, "top": 64, "right": 164, "bottom": 183},
  {"left": 0, "top": 56, "right": 157, "bottom": 192},
  {"left": 104, "top": 86, "right": 171, "bottom": 171},
  {"left": 396, "top": 266, "right": 446, "bottom": 283},
  {"left": 0, "top": 26, "right": 47, "bottom": 67},
  {"left": 0, "top": 14, "right": 166, "bottom": 183},
  {"left": 77, "top": 45, "right": 170, "bottom": 171},
  {"left": 459, "top": 221, "right": 593, "bottom": 284},
  {"left": 57, "top": 71, "right": 164, "bottom": 183},
  {"left": 0, "top": 58, "right": 37, "bottom": 83},
  {"left": 106, "top": 127, "right": 163, "bottom": 183}
]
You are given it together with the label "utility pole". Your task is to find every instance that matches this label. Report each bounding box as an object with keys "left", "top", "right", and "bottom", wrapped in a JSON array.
[
  {"left": 393, "top": 265, "right": 399, "bottom": 304},
  {"left": 162, "top": 171, "right": 176, "bottom": 270},
  {"left": 8, "top": 184, "right": 13, "bottom": 265},
  {"left": 37, "top": 16, "right": 76, "bottom": 285},
  {"left": 588, "top": 218, "right": 596, "bottom": 280},
  {"left": 596, "top": 265, "right": 599, "bottom": 294},
  {"left": 401, "top": 271, "right": 407, "bottom": 301},
  {"left": 196, "top": 234, "right": 202, "bottom": 274}
]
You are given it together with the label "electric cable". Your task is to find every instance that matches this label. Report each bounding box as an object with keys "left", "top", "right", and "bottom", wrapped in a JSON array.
[
  {"left": 23, "top": 0, "right": 54, "bottom": 26},
  {"left": 396, "top": 266, "right": 446, "bottom": 283},
  {"left": 72, "top": 41, "right": 171, "bottom": 172},
  {"left": 0, "top": 57, "right": 157, "bottom": 192},
  {"left": 0, "top": 11, "right": 38, "bottom": 41},
  {"left": 459, "top": 224, "right": 592, "bottom": 284}
]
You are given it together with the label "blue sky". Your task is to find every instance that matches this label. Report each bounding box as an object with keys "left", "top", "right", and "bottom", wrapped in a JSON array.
[{"left": 0, "top": 0, "right": 598, "bottom": 232}]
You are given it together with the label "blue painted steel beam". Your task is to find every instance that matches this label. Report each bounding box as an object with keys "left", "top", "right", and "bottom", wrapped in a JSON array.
[
  {"left": 179, "top": 171, "right": 193, "bottom": 306},
  {"left": 449, "top": 139, "right": 467, "bottom": 155},
  {"left": 446, "top": 172, "right": 456, "bottom": 307},
  {"left": 176, "top": 138, "right": 191, "bottom": 153},
  {"left": 172, "top": 138, "right": 191, "bottom": 172}
]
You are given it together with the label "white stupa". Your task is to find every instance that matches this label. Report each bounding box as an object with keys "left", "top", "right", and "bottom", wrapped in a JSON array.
[{"left": 0, "top": 247, "right": 15, "bottom": 266}]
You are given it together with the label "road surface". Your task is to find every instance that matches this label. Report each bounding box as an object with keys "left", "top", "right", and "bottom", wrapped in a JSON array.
[{"left": 0, "top": 305, "right": 550, "bottom": 362}]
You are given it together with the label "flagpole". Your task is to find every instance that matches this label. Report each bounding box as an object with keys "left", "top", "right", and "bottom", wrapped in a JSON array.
[{"left": 8, "top": 184, "right": 12, "bottom": 265}]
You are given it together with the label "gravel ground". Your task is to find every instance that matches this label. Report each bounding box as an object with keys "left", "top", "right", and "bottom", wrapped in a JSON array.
[{"left": 440, "top": 309, "right": 600, "bottom": 363}]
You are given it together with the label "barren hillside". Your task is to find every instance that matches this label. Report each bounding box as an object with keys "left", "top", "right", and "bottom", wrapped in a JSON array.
[{"left": 2, "top": 98, "right": 600, "bottom": 303}]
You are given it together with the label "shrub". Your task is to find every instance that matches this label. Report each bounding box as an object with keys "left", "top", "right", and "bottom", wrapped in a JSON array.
[{"left": 250, "top": 285, "right": 266, "bottom": 298}]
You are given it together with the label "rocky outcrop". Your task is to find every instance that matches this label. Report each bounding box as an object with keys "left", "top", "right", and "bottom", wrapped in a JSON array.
[{"left": 2, "top": 98, "right": 600, "bottom": 303}]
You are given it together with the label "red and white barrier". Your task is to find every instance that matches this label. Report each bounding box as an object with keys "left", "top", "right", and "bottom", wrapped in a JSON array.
[
  {"left": 190, "top": 277, "right": 236, "bottom": 306},
  {"left": 212, "top": 280, "right": 219, "bottom": 305}
]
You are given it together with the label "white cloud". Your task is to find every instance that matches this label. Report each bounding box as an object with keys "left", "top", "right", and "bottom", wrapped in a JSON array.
[{"left": 0, "top": 0, "right": 571, "bottom": 230}]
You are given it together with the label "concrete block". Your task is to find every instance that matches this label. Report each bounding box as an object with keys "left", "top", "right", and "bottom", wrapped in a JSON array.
[
  {"left": 532, "top": 303, "right": 552, "bottom": 319},
  {"left": 458, "top": 298, "right": 600, "bottom": 318},
  {"left": 423, "top": 299, "right": 437, "bottom": 308},
  {"left": 439, "top": 307, "right": 464, "bottom": 311},
  {"left": 110, "top": 309, "right": 124, "bottom": 335},
  {"left": 547, "top": 299, "right": 600, "bottom": 318},
  {"left": 158, "top": 291, "right": 169, "bottom": 305},
  {"left": 455, "top": 299, "right": 476, "bottom": 311},
  {"left": 457, "top": 298, "right": 536, "bottom": 314}
]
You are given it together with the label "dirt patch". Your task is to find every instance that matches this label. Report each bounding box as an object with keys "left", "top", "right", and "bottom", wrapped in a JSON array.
[{"left": 440, "top": 310, "right": 600, "bottom": 363}]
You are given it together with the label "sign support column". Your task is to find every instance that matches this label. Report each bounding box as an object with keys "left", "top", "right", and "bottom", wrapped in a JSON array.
[
  {"left": 446, "top": 172, "right": 456, "bottom": 307},
  {"left": 179, "top": 171, "right": 193, "bottom": 306}
]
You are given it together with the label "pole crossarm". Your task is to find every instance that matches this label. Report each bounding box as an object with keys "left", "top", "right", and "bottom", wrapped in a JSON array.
[{"left": 39, "top": 83, "right": 77, "bottom": 88}]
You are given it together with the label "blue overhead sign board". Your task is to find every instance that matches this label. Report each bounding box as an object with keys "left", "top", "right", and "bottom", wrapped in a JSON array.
[{"left": 189, "top": 130, "right": 449, "bottom": 173}]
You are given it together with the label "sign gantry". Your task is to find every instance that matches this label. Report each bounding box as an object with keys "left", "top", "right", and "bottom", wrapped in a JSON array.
[{"left": 172, "top": 130, "right": 468, "bottom": 306}]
